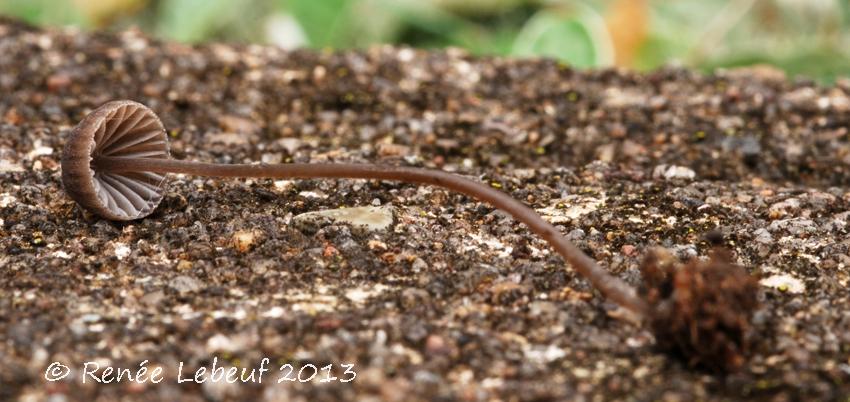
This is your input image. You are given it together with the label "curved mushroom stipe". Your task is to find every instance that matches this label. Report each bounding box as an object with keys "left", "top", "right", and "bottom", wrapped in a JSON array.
[{"left": 62, "top": 100, "right": 649, "bottom": 316}]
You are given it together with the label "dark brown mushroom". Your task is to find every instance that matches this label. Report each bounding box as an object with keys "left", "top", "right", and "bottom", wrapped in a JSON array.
[
  {"left": 62, "top": 100, "right": 647, "bottom": 315},
  {"left": 61, "top": 100, "right": 760, "bottom": 371}
]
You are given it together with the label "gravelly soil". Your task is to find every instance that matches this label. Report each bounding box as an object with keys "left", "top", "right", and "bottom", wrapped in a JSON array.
[{"left": 1, "top": 18, "right": 849, "bottom": 401}]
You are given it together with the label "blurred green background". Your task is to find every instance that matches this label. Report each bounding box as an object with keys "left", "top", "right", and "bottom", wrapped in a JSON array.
[{"left": 1, "top": 0, "right": 849, "bottom": 82}]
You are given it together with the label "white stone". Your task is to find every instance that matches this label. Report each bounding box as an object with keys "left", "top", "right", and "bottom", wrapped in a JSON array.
[
  {"left": 653, "top": 164, "right": 696, "bottom": 181},
  {"left": 293, "top": 205, "right": 394, "bottom": 231},
  {"left": 170, "top": 275, "right": 203, "bottom": 294},
  {"left": 759, "top": 274, "right": 805, "bottom": 294},
  {"left": 0, "top": 193, "right": 17, "bottom": 208},
  {"left": 51, "top": 251, "right": 71, "bottom": 259},
  {"left": 345, "top": 284, "right": 392, "bottom": 306},
  {"left": 113, "top": 243, "right": 131, "bottom": 260},
  {"left": 262, "top": 306, "right": 285, "bottom": 318},
  {"left": 297, "top": 190, "right": 327, "bottom": 199},
  {"left": 0, "top": 159, "right": 23, "bottom": 172},
  {"left": 524, "top": 344, "right": 567, "bottom": 363},
  {"left": 536, "top": 194, "right": 605, "bottom": 224},
  {"left": 26, "top": 140, "right": 53, "bottom": 159}
]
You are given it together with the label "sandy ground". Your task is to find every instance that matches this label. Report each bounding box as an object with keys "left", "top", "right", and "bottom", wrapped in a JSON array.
[{"left": 1, "top": 18, "right": 849, "bottom": 401}]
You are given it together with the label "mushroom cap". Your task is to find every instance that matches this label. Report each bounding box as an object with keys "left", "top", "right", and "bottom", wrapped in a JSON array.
[{"left": 61, "top": 100, "right": 170, "bottom": 221}]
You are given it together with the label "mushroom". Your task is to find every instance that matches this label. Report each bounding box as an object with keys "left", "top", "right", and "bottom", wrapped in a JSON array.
[
  {"left": 62, "top": 100, "right": 647, "bottom": 312},
  {"left": 62, "top": 100, "right": 170, "bottom": 221},
  {"left": 61, "top": 100, "right": 759, "bottom": 371}
]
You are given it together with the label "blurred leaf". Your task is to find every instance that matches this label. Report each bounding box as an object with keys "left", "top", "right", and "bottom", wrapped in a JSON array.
[
  {"left": 284, "top": 0, "right": 352, "bottom": 48},
  {"left": 445, "top": 5, "right": 537, "bottom": 56},
  {"left": 0, "top": 0, "right": 87, "bottom": 26},
  {"left": 359, "top": 0, "right": 471, "bottom": 47},
  {"left": 633, "top": 35, "right": 680, "bottom": 71},
  {"left": 431, "top": 0, "right": 527, "bottom": 16},
  {"left": 277, "top": 0, "right": 466, "bottom": 48},
  {"left": 512, "top": 3, "right": 613, "bottom": 67},
  {"left": 841, "top": 0, "right": 850, "bottom": 24},
  {"left": 451, "top": 24, "right": 518, "bottom": 56},
  {"left": 642, "top": 0, "right": 726, "bottom": 65},
  {"left": 156, "top": 0, "right": 239, "bottom": 43}
]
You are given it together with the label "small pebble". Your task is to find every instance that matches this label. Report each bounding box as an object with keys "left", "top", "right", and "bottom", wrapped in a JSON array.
[{"left": 232, "top": 230, "right": 261, "bottom": 252}]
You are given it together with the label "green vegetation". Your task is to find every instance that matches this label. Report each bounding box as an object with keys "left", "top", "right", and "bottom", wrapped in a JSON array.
[{"left": 1, "top": 0, "right": 848, "bottom": 82}]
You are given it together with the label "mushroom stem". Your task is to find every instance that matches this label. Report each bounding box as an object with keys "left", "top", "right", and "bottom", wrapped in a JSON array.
[{"left": 95, "top": 155, "right": 649, "bottom": 316}]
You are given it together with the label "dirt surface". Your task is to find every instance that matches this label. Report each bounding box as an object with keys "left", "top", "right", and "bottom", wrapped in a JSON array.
[{"left": 1, "top": 18, "right": 849, "bottom": 401}]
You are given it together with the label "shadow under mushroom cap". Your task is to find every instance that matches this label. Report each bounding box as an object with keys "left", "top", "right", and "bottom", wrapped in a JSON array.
[{"left": 61, "top": 100, "right": 170, "bottom": 221}]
